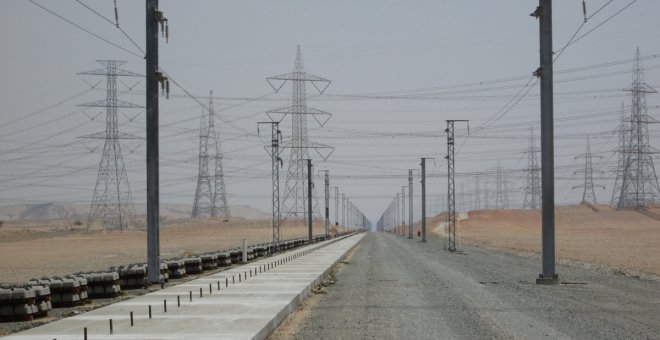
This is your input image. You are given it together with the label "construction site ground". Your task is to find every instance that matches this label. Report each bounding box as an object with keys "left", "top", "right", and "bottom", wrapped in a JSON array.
[{"left": 456, "top": 204, "right": 660, "bottom": 279}]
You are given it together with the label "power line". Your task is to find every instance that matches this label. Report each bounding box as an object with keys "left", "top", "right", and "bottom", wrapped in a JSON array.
[
  {"left": 26, "top": 0, "right": 143, "bottom": 58},
  {"left": 553, "top": 0, "right": 617, "bottom": 61},
  {"left": 566, "top": 0, "right": 638, "bottom": 49},
  {"left": 74, "top": 0, "right": 146, "bottom": 56}
]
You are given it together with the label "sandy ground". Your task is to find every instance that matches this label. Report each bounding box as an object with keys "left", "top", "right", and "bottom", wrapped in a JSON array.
[
  {"left": 455, "top": 204, "right": 660, "bottom": 277},
  {"left": 3, "top": 203, "right": 659, "bottom": 284},
  {"left": 0, "top": 217, "right": 337, "bottom": 284}
]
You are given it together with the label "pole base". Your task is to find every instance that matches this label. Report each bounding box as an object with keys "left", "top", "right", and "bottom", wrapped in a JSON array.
[{"left": 535, "top": 274, "right": 560, "bottom": 285}]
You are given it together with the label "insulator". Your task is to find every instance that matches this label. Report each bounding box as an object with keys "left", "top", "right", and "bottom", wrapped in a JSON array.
[
  {"left": 166, "top": 79, "right": 170, "bottom": 99},
  {"left": 582, "top": 0, "right": 587, "bottom": 22},
  {"left": 166, "top": 23, "right": 169, "bottom": 43},
  {"left": 114, "top": 0, "right": 119, "bottom": 28}
]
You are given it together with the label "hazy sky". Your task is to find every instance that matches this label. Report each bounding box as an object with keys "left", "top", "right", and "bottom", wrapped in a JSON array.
[{"left": 1, "top": 0, "right": 659, "bottom": 224}]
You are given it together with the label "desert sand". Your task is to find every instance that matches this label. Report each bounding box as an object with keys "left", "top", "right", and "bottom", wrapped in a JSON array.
[
  {"left": 3, "top": 203, "right": 660, "bottom": 284},
  {"left": 456, "top": 204, "right": 660, "bottom": 277},
  {"left": 0, "top": 217, "right": 335, "bottom": 284}
]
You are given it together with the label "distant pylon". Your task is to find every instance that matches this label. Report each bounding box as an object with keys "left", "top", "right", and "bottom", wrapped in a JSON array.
[
  {"left": 474, "top": 176, "right": 481, "bottom": 210},
  {"left": 192, "top": 91, "right": 230, "bottom": 218},
  {"left": 574, "top": 135, "right": 604, "bottom": 204},
  {"left": 523, "top": 127, "right": 542, "bottom": 209},
  {"left": 610, "top": 102, "right": 627, "bottom": 206},
  {"left": 495, "top": 161, "right": 506, "bottom": 209},
  {"left": 78, "top": 60, "right": 142, "bottom": 231},
  {"left": 613, "top": 48, "right": 660, "bottom": 209},
  {"left": 266, "top": 45, "right": 334, "bottom": 224},
  {"left": 484, "top": 182, "right": 490, "bottom": 209}
]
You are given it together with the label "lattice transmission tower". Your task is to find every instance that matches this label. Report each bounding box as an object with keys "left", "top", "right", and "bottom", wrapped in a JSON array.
[
  {"left": 612, "top": 48, "right": 660, "bottom": 209},
  {"left": 610, "top": 103, "right": 627, "bottom": 206},
  {"left": 266, "top": 45, "right": 333, "bottom": 224},
  {"left": 523, "top": 127, "right": 542, "bottom": 209},
  {"left": 473, "top": 176, "right": 481, "bottom": 210},
  {"left": 192, "top": 91, "right": 230, "bottom": 218},
  {"left": 445, "top": 120, "right": 467, "bottom": 252},
  {"left": 494, "top": 161, "right": 508, "bottom": 209},
  {"left": 574, "top": 136, "right": 604, "bottom": 205},
  {"left": 78, "top": 60, "right": 142, "bottom": 231}
]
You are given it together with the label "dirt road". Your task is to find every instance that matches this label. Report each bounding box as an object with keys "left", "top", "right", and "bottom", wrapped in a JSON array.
[{"left": 284, "top": 232, "right": 660, "bottom": 339}]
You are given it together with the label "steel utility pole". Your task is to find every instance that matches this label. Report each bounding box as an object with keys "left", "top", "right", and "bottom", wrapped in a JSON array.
[
  {"left": 346, "top": 199, "right": 351, "bottom": 230},
  {"left": 408, "top": 169, "right": 414, "bottom": 239},
  {"left": 342, "top": 193, "right": 346, "bottom": 230},
  {"left": 321, "top": 170, "right": 330, "bottom": 237},
  {"left": 258, "top": 121, "right": 281, "bottom": 250},
  {"left": 401, "top": 186, "right": 407, "bottom": 237},
  {"left": 146, "top": 0, "right": 163, "bottom": 284},
  {"left": 445, "top": 120, "right": 468, "bottom": 252},
  {"left": 420, "top": 157, "right": 432, "bottom": 243},
  {"left": 333, "top": 186, "right": 339, "bottom": 227},
  {"left": 306, "top": 159, "right": 313, "bottom": 241},
  {"left": 395, "top": 193, "right": 400, "bottom": 235},
  {"left": 533, "top": 0, "right": 559, "bottom": 284}
]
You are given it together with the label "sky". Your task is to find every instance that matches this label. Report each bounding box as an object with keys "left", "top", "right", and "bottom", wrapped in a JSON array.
[{"left": 1, "top": 0, "right": 659, "bottom": 225}]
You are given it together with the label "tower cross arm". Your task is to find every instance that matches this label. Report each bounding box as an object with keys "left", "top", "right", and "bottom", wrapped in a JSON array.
[
  {"left": 78, "top": 99, "right": 144, "bottom": 109},
  {"left": 78, "top": 68, "right": 143, "bottom": 77},
  {"left": 266, "top": 72, "right": 331, "bottom": 94},
  {"left": 78, "top": 132, "right": 143, "bottom": 140}
]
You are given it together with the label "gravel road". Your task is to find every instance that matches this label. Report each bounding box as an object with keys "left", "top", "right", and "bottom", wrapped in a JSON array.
[{"left": 287, "top": 232, "right": 660, "bottom": 339}]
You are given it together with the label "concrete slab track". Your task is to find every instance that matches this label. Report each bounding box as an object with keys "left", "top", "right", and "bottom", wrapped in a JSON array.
[{"left": 3, "top": 233, "right": 365, "bottom": 340}]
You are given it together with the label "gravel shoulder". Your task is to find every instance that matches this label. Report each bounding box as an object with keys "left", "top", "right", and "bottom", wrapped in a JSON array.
[{"left": 285, "top": 232, "right": 660, "bottom": 339}]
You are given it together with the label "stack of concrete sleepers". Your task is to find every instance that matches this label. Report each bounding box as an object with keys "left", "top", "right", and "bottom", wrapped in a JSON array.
[
  {"left": 183, "top": 257, "right": 203, "bottom": 274},
  {"left": 165, "top": 259, "right": 186, "bottom": 279},
  {"left": 216, "top": 252, "right": 231, "bottom": 267},
  {"left": 80, "top": 272, "right": 121, "bottom": 298},
  {"left": 114, "top": 264, "right": 147, "bottom": 289},
  {"left": 229, "top": 250, "right": 242, "bottom": 263},
  {"left": 252, "top": 245, "right": 267, "bottom": 257},
  {"left": 36, "top": 276, "right": 88, "bottom": 307},
  {"left": 200, "top": 254, "right": 218, "bottom": 271},
  {"left": 0, "top": 285, "right": 52, "bottom": 322}
]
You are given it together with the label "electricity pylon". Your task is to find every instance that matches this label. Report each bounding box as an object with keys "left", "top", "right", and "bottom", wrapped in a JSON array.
[
  {"left": 523, "top": 127, "right": 542, "bottom": 209},
  {"left": 78, "top": 60, "right": 142, "bottom": 231},
  {"left": 574, "top": 135, "right": 604, "bottom": 205},
  {"left": 613, "top": 48, "right": 660, "bottom": 209},
  {"left": 266, "top": 45, "right": 333, "bottom": 225},
  {"left": 610, "top": 103, "right": 627, "bottom": 206},
  {"left": 495, "top": 161, "right": 507, "bottom": 209},
  {"left": 474, "top": 176, "right": 481, "bottom": 210},
  {"left": 192, "top": 91, "right": 230, "bottom": 218}
]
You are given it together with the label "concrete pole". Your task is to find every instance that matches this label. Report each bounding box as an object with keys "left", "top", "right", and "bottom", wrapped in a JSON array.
[
  {"left": 346, "top": 198, "right": 350, "bottom": 232},
  {"left": 536, "top": 0, "right": 558, "bottom": 285},
  {"left": 242, "top": 239, "right": 248, "bottom": 263},
  {"left": 146, "top": 0, "right": 160, "bottom": 284},
  {"left": 395, "top": 193, "right": 400, "bottom": 235},
  {"left": 421, "top": 158, "right": 427, "bottom": 242},
  {"left": 307, "top": 159, "right": 313, "bottom": 241},
  {"left": 408, "top": 170, "right": 413, "bottom": 239},
  {"left": 401, "top": 186, "right": 406, "bottom": 237},
  {"left": 323, "top": 171, "right": 329, "bottom": 237},
  {"left": 342, "top": 193, "right": 346, "bottom": 229},
  {"left": 333, "top": 187, "right": 339, "bottom": 226}
]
